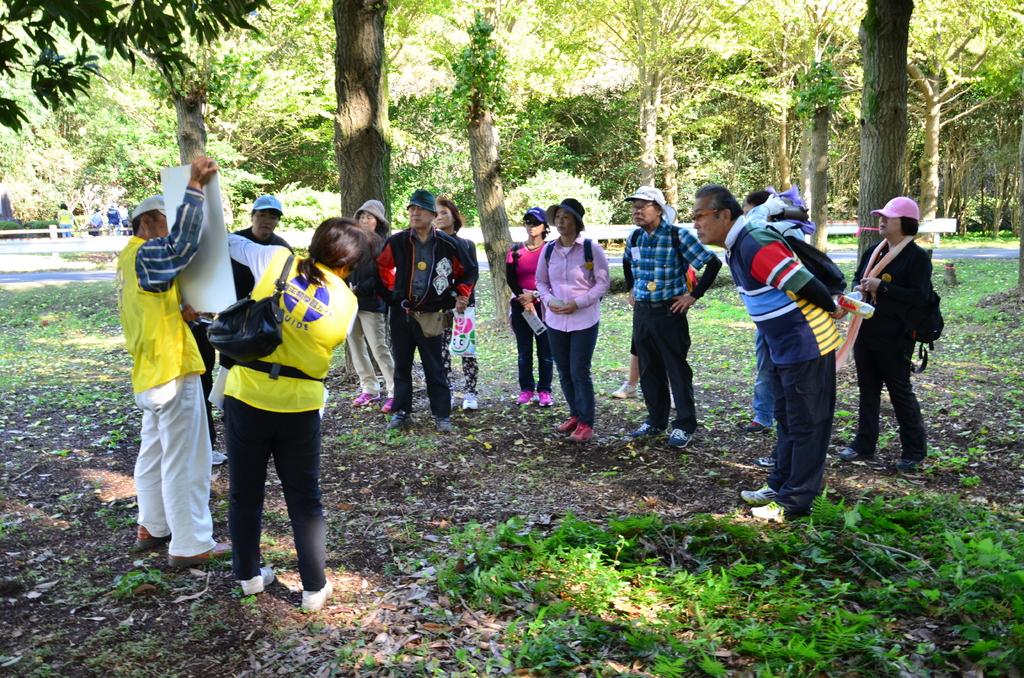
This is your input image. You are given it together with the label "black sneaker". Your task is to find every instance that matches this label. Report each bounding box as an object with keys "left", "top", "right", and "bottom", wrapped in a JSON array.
[
  {"left": 386, "top": 411, "right": 411, "bottom": 430},
  {"left": 895, "top": 459, "right": 922, "bottom": 473},
  {"left": 837, "top": 447, "right": 872, "bottom": 462},
  {"left": 742, "top": 421, "right": 770, "bottom": 433},
  {"left": 628, "top": 422, "right": 663, "bottom": 439},
  {"left": 754, "top": 456, "right": 775, "bottom": 469},
  {"left": 434, "top": 417, "right": 453, "bottom": 433}
]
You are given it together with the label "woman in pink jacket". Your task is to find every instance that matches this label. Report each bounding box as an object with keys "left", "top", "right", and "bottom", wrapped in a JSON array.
[{"left": 534, "top": 198, "right": 610, "bottom": 442}]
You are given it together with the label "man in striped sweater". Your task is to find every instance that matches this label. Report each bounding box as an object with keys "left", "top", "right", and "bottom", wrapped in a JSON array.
[{"left": 691, "top": 185, "right": 841, "bottom": 521}]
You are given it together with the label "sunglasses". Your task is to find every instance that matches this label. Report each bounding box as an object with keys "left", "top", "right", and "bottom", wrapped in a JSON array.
[{"left": 524, "top": 218, "right": 543, "bottom": 226}]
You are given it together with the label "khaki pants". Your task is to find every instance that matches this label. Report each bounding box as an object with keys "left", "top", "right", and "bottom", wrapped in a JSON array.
[{"left": 349, "top": 310, "right": 395, "bottom": 396}]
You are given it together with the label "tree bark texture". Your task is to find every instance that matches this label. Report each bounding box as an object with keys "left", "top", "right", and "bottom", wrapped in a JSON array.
[
  {"left": 467, "top": 111, "right": 514, "bottom": 319},
  {"left": 799, "top": 119, "right": 813, "bottom": 206},
  {"left": 333, "top": 0, "right": 390, "bottom": 219},
  {"left": 661, "top": 131, "right": 678, "bottom": 212},
  {"left": 810, "top": 106, "right": 831, "bottom": 253},
  {"left": 916, "top": 84, "right": 941, "bottom": 222},
  {"left": 173, "top": 91, "right": 207, "bottom": 164},
  {"left": 639, "top": 70, "right": 661, "bottom": 187},
  {"left": 857, "top": 0, "right": 914, "bottom": 257},
  {"left": 1018, "top": 101, "right": 1023, "bottom": 293},
  {"left": 777, "top": 102, "right": 791, "bottom": 190}
]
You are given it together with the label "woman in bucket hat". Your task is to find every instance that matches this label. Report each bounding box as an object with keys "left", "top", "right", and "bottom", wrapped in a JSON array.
[
  {"left": 506, "top": 207, "right": 555, "bottom": 407},
  {"left": 346, "top": 200, "right": 396, "bottom": 412},
  {"left": 835, "top": 196, "right": 931, "bottom": 472},
  {"left": 535, "top": 198, "right": 610, "bottom": 442}
]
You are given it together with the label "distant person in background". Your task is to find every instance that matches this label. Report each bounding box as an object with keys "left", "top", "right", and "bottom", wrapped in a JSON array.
[
  {"left": 57, "top": 203, "right": 76, "bottom": 238},
  {"left": 346, "top": 199, "right": 396, "bottom": 413},
  {"left": 434, "top": 196, "right": 481, "bottom": 411},
  {"left": 0, "top": 182, "right": 12, "bottom": 222},
  {"left": 107, "top": 204, "right": 122, "bottom": 235},
  {"left": 506, "top": 207, "right": 554, "bottom": 407},
  {"left": 89, "top": 210, "right": 105, "bottom": 236}
]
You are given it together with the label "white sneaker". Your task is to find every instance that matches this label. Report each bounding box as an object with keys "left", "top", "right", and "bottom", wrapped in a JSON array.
[
  {"left": 239, "top": 566, "right": 275, "bottom": 595},
  {"left": 740, "top": 485, "right": 778, "bottom": 506},
  {"left": 211, "top": 450, "right": 228, "bottom": 465},
  {"left": 301, "top": 579, "right": 333, "bottom": 612},
  {"left": 462, "top": 394, "right": 478, "bottom": 410},
  {"left": 611, "top": 382, "right": 637, "bottom": 399}
]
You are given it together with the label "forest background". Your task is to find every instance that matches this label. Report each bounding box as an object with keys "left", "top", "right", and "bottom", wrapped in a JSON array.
[{"left": 1, "top": 0, "right": 1022, "bottom": 243}]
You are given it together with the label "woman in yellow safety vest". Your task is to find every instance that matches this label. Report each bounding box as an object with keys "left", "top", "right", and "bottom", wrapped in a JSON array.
[{"left": 224, "top": 216, "right": 375, "bottom": 611}]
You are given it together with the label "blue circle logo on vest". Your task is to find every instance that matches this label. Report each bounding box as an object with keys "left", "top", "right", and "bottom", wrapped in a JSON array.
[{"left": 284, "top": 277, "right": 330, "bottom": 323}]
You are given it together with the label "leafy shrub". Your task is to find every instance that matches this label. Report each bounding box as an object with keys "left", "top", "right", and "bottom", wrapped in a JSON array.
[
  {"left": 273, "top": 184, "right": 340, "bottom": 231},
  {"left": 506, "top": 170, "right": 614, "bottom": 227}
]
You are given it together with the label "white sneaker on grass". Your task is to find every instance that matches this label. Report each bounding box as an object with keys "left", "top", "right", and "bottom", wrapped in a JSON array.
[
  {"left": 750, "top": 502, "right": 786, "bottom": 523},
  {"left": 462, "top": 394, "right": 478, "bottom": 410},
  {"left": 239, "top": 566, "right": 275, "bottom": 595},
  {"left": 302, "top": 579, "right": 334, "bottom": 612},
  {"left": 611, "top": 382, "right": 637, "bottom": 399},
  {"left": 740, "top": 485, "right": 778, "bottom": 506},
  {"left": 211, "top": 451, "right": 228, "bottom": 466}
]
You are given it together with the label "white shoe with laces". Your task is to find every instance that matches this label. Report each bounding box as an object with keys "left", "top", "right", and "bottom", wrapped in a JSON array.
[
  {"left": 740, "top": 485, "right": 778, "bottom": 506},
  {"left": 211, "top": 450, "right": 228, "bottom": 466},
  {"left": 462, "top": 394, "right": 478, "bottom": 410},
  {"left": 301, "top": 579, "right": 333, "bottom": 612},
  {"left": 239, "top": 566, "right": 275, "bottom": 595},
  {"left": 611, "top": 382, "right": 637, "bottom": 399}
]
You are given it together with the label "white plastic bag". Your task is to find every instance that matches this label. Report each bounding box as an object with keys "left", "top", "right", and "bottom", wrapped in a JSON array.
[{"left": 449, "top": 307, "right": 477, "bottom": 357}]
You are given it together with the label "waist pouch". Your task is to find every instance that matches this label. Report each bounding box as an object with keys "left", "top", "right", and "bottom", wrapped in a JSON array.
[{"left": 412, "top": 310, "right": 447, "bottom": 338}]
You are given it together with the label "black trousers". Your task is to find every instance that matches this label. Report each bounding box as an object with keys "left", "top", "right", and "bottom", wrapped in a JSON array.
[
  {"left": 389, "top": 311, "right": 451, "bottom": 418},
  {"left": 189, "top": 322, "right": 216, "bottom": 448},
  {"left": 225, "top": 397, "right": 326, "bottom": 591},
  {"left": 633, "top": 302, "right": 697, "bottom": 433},
  {"left": 851, "top": 340, "right": 927, "bottom": 461},
  {"left": 767, "top": 352, "right": 836, "bottom": 516}
]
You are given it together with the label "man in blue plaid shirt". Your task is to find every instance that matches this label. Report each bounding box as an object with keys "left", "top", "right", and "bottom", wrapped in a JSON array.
[{"left": 622, "top": 186, "right": 722, "bottom": 448}]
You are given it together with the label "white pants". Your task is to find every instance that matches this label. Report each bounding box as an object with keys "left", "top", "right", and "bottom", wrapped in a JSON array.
[
  {"left": 349, "top": 310, "right": 395, "bottom": 396},
  {"left": 134, "top": 374, "right": 216, "bottom": 557}
]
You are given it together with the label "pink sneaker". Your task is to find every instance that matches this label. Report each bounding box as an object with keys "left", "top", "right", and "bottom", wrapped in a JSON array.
[
  {"left": 537, "top": 391, "right": 553, "bottom": 407},
  {"left": 516, "top": 390, "right": 534, "bottom": 405},
  {"left": 380, "top": 397, "right": 394, "bottom": 414},
  {"left": 352, "top": 392, "right": 380, "bottom": 407}
]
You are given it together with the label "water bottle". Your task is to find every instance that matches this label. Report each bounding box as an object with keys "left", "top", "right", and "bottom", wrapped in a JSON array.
[{"left": 837, "top": 290, "right": 875, "bottom": 318}]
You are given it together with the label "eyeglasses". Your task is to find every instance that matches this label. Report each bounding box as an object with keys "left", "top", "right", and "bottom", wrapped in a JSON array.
[
  {"left": 690, "top": 209, "right": 719, "bottom": 221},
  {"left": 631, "top": 200, "right": 655, "bottom": 211}
]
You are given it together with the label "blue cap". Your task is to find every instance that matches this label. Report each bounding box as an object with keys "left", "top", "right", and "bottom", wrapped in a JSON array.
[
  {"left": 252, "top": 195, "right": 283, "bottom": 215},
  {"left": 524, "top": 207, "right": 547, "bottom": 224},
  {"left": 407, "top": 189, "right": 437, "bottom": 214}
]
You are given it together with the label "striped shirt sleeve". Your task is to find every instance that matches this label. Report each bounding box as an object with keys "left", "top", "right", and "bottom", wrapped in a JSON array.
[
  {"left": 747, "top": 229, "right": 813, "bottom": 295},
  {"left": 135, "top": 188, "right": 206, "bottom": 292}
]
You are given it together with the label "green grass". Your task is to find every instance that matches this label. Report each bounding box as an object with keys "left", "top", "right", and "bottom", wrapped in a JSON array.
[{"left": 433, "top": 494, "right": 1024, "bottom": 675}]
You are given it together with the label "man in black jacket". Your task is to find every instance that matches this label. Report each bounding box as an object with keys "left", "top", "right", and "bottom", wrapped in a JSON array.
[{"left": 377, "top": 190, "right": 478, "bottom": 432}]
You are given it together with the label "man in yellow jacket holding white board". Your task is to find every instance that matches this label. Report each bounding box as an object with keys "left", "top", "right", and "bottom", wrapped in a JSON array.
[{"left": 117, "top": 156, "right": 231, "bottom": 568}]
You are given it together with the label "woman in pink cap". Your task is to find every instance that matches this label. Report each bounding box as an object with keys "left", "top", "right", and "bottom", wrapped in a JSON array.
[{"left": 834, "top": 196, "right": 931, "bottom": 472}]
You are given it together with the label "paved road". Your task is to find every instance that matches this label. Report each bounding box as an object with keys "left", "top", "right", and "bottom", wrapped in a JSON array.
[{"left": 0, "top": 247, "right": 1017, "bottom": 286}]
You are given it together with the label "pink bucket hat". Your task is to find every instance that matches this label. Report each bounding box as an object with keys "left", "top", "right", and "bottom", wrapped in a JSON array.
[{"left": 871, "top": 196, "right": 920, "bottom": 221}]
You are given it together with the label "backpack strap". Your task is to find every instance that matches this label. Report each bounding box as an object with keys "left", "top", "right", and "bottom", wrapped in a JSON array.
[
  {"left": 911, "top": 342, "right": 931, "bottom": 374},
  {"left": 543, "top": 240, "right": 555, "bottom": 265},
  {"left": 583, "top": 238, "right": 593, "bottom": 265}
]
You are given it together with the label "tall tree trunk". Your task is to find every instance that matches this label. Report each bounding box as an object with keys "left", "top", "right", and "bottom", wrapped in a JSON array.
[
  {"left": 661, "top": 131, "right": 678, "bottom": 212},
  {"left": 810, "top": 106, "right": 831, "bottom": 252},
  {"left": 639, "top": 69, "right": 661, "bottom": 186},
  {"left": 857, "top": 0, "right": 914, "bottom": 257},
  {"left": 468, "top": 110, "right": 513, "bottom": 319},
  {"left": 1018, "top": 100, "right": 1024, "bottom": 293},
  {"left": 778, "top": 102, "right": 791, "bottom": 190},
  {"left": 333, "top": 0, "right": 390, "bottom": 218},
  {"left": 918, "top": 96, "right": 941, "bottom": 222},
  {"left": 799, "top": 119, "right": 813, "bottom": 206},
  {"left": 173, "top": 91, "right": 207, "bottom": 164}
]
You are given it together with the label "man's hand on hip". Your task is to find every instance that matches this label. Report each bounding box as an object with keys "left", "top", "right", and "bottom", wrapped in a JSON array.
[{"left": 670, "top": 293, "right": 696, "bottom": 314}]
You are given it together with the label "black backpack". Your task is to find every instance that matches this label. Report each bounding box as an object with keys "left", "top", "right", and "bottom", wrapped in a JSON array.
[
  {"left": 767, "top": 223, "right": 847, "bottom": 295},
  {"left": 909, "top": 286, "right": 943, "bottom": 373}
]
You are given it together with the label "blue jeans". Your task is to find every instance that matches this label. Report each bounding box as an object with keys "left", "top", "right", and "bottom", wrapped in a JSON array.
[
  {"left": 547, "top": 323, "right": 599, "bottom": 425},
  {"left": 510, "top": 303, "right": 553, "bottom": 392},
  {"left": 752, "top": 330, "right": 775, "bottom": 426},
  {"left": 766, "top": 352, "right": 836, "bottom": 516}
]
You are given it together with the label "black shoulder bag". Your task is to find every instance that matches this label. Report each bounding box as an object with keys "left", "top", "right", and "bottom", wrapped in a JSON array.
[{"left": 208, "top": 254, "right": 294, "bottom": 363}]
